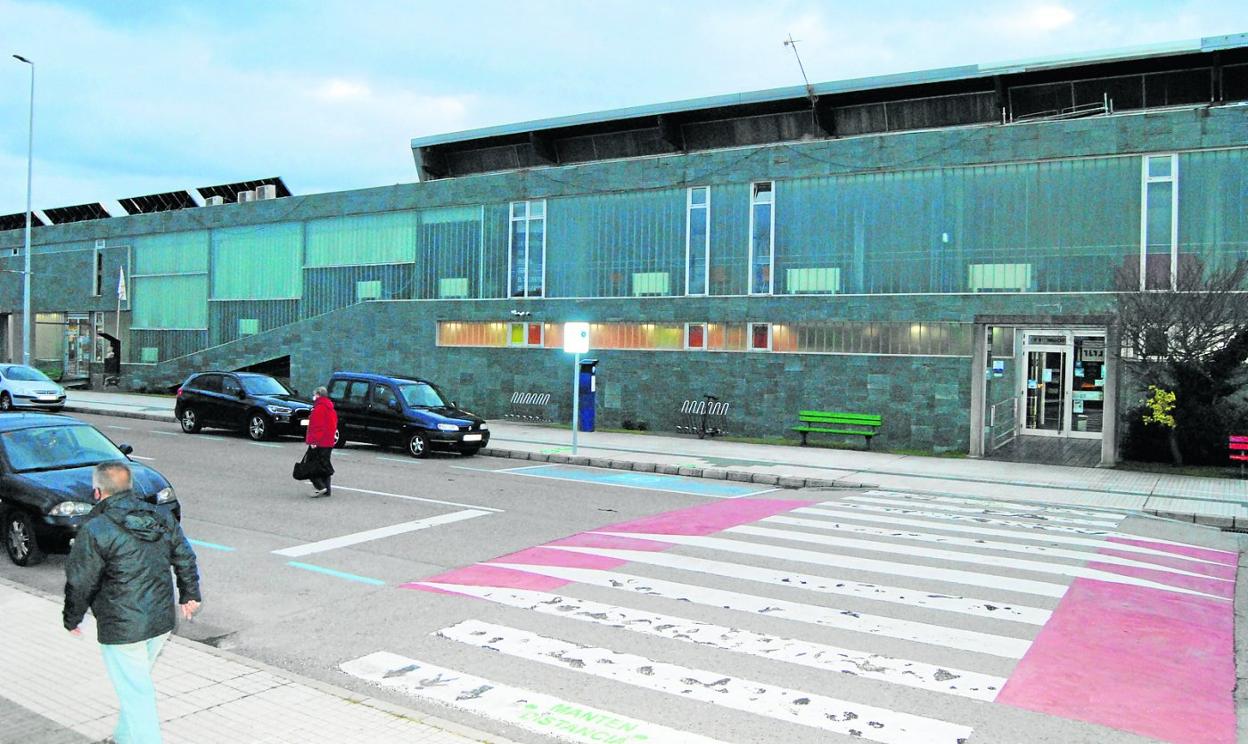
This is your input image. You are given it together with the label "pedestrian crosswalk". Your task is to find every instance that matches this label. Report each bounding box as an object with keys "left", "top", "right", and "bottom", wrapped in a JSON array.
[{"left": 342, "top": 490, "right": 1238, "bottom": 744}]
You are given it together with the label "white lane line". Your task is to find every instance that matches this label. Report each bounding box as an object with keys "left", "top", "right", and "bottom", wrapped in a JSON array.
[
  {"left": 342, "top": 651, "right": 731, "bottom": 744},
  {"left": 863, "top": 490, "right": 1127, "bottom": 520},
  {"left": 487, "top": 561, "right": 1031, "bottom": 658},
  {"left": 249, "top": 442, "right": 282, "bottom": 449},
  {"left": 106, "top": 425, "right": 131, "bottom": 430},
  {"left": 439, "top": 620, "right": 974, "bottom": 744},
  {"left": 377, "top": 456, "right": 421, "bottom": 464},
  {"left": 848, "top": 494, "right": 1123, "bottom": 529},
  {"left": 726, "top": 525, "right": 1230, "bottom": 600},
  {"left": 545, "top": 545, "right": 1050, "bottom": 625},
  {"left": 419, "top": 583, "right": 1006, "bottom": 700},
  {"left": 762, "top": 516, "right": 1222, "bottom": 579},
  {"left": 593, "top": 531, "right": 1069, "bottom": 598},
  {"left": 150, "top": 431, "right": 179, "bottom": 437},
  {"left": 467, "top": 466, "right": 753, "bottom": 499},
  {"left": 272, "top": 509, "right": 492, "bottom": 557},
  {"left": 331, "top": 485, "right": 502, "bottom": 512},
  {"left": 128, "top": 455, "right": 156, "bottom": 461}
]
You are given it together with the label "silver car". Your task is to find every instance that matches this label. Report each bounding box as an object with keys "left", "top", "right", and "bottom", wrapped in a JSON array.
[{"left": 0, "top": 365, "right": 66, "bottom": 412}]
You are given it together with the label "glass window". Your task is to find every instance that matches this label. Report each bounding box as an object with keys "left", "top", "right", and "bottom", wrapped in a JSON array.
[
  {"left": 0, "top": 425, "right": 126, "bottom": 473},
  {"left": 399, "top": 382, "right": 449, "bottom": 408},
  {"left": 527, "top": 322, "right": 543, "bottom": 346},
  {"left": 93, "top": 249, "right": 103, "bottom": 297},
  {"left": 193, "top": 374, "right": 222, "bottom": 393},
  {"left": 221, "top": 377, "right": 242, "bottom": 397},
  {"left": 372, "top": 384, "right": 397, "bottom": 408},
  {"left": 750, "top": 182, "right": 774, "bottom": 295},
  {"left": 509, "top": 200, "right": 546, "bottom": 298},
  {"left": 241, "top": 376, "right": 290, "bottom": 396},
  {"left": 346, "top": 381, "right": 370, "bottom": 404},
  {"left": 1147, "top": 155, "right": 1172, "bottom": 179},
  {"left": 327, "top": 379, "right": 349, "bottom": 400},
  {"left": 0, "top": 365, "right": 52, "bottom": 382},
  {"left": 1141, "top": 154, "right": 1177, "bottom": 290},
  {"left": 750, "top": 323, "right": 771, "bottom": 351},
  {"left": 686, "top": 323, "right": 706, "bottom": 350},
  {"left": 686, "top": 187, "right": 710, "bottom": 295}
]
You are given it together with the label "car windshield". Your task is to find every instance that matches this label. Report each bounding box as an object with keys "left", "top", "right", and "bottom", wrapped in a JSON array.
[
  {"left": 2, "top": 365, "right": 52, "bottom": 382},
  {"left": 1, "top": 425, "right": 125, "bottom": 473},
  {"left": 398, "top": 382, "right": 449, "bottom": 408},
  {"left": 242, "top": 376, "right": 291, "bottom": 396}
]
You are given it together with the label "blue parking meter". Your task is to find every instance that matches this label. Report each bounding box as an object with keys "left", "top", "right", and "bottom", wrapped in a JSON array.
[{"left": 577, "top": 359, "right": 598, "bottom": 432}]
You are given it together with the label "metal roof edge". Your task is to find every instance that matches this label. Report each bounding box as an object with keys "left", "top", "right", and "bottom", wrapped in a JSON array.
[{"left": 410, "top": 33, "right": 1247, "bottom": 151}]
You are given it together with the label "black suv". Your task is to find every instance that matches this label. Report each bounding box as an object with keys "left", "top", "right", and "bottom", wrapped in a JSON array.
[
  {"left": 327, "top": 372, "right": 489, "bottom": 457},
  {"left": 175, "top": 372, "right": 313, "bottom": 441}
]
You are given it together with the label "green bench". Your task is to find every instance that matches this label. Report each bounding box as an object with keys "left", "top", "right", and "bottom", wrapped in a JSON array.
[{"left": 793, "top": 410, "right": 882, "bottom": 448}]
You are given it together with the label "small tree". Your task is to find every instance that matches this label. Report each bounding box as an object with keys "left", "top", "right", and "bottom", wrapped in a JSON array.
[{"left": 1116, "top": 256, "right": 1248, "bottom": 464}]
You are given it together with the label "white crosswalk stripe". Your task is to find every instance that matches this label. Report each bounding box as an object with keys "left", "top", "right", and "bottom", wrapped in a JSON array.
[
  {"left": 416, "top": 583, "right": 1006, "bottom": 700},
  {"left": 346, "top": 491, "right": 1231, "bottom": 744},
  {"left": 860, "top": 491, "right": 1128, "bottom": 521},
  {"left": 760, "top": 515, "right": 1223, "bottom": 579},
  {"left": 486, "top": 561, "right": 1031, "bottom": 658},
  {"left": 542, "top": 543, "right": 1051, "bottom": 624},
  {"left": 794, "top": 505, "right": 1227, "bottom": 564},
  {"left": 438, "top": 619, "right": 975, "bottom": 744},
  {"left": 722, "top": 526, "right": 1230, "bottom": 600}
]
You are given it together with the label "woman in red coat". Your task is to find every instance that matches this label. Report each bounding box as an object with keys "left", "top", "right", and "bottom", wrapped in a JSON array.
[{"left": 305, "top": 387, "right": 338, "bottom": 497}]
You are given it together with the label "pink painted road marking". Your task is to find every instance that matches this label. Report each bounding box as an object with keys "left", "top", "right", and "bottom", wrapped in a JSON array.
[
  {"left": 489, "top": 546, "right": 628, "bottom": 570},
  {"left": 1107, "top": 536, "right": 1237, "bottom": 565},
  {"left": 997, "top": 578, "right": 1235, "bottom": 744},
  {"left": 1087, "top": 561, "right": 1234, "bottom": 599},
  {"left": 546, "top": 533, "right": 674, "bottom": 552},
  {"left": 601, "top": 498, "right": 816, "bottom": 536},
  {"left": 1097, "top": 547, "right": 1237, "bottom": 580},
  {"left": 403, "top": 565, "right": 571, "bottom": 593}
]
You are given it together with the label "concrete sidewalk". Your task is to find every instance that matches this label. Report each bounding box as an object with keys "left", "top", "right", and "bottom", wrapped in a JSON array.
[
  {"left": 62, "top": 390, "right": 1248, "bottom": 529},
  {"left": 0, "top": 578, "right": 513, "bottom": 744}
]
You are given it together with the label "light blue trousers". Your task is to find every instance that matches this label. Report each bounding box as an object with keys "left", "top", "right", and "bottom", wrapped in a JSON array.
[{"left": 99, "top": 632, "right": 170, "bottom": 744}]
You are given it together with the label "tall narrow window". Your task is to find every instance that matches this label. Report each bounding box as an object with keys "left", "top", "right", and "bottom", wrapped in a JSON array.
[
  {"left": 686, "top": 187, "right": 710, "bottom": 295},
  {"left": 749, "top": 182, "right": 774, "bottom": 294},
  {"left": 509, "top": 200, "right": 546, "bottom": 297},
  {"left": 92, "top": 241, "right": 104, "bottom": 297},
  {"left": 1140, "top": 154, "right": 1177, "bottom": 290}
]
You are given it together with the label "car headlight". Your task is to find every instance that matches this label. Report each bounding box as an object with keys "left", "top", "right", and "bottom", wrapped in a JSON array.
[
  {"left": 266, "top": 405, "right": 293, "bottom": 415},
  {"left": 49, "top": 501, "right": 94, "bottom": 517},
  {"left": 437, "top": 423, "right": 460, "bottom": 431},
  {"left": 479, "top": 424, "right": 488, "bottom": 431},
  {"left": 155, "top": 486, "right": 176, "bottom": 504}
]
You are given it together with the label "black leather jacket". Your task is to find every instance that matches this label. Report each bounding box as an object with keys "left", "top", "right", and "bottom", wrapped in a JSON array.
[{"left": 63, "top": 491, "right": 201, "bottom": 644}]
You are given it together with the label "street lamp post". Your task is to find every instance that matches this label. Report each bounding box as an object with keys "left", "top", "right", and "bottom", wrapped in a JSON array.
[{"left": 13, "top": 54, "right": 34, "bottom": 367}]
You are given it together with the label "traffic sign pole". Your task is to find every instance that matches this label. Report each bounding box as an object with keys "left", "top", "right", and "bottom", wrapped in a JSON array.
[{"left": 571, "top": 351, "right": 580, "bottom": 454}]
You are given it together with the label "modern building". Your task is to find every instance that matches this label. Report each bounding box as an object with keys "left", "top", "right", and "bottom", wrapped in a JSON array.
[{"left": 3, "top": 34, "right": 1247, "bottom": 464}]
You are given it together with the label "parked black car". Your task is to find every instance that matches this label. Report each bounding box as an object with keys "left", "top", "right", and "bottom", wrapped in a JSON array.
[
  {"left": 327, "top": 372, "right": 489, "bottom": 457},
  {"left": 176, "top": 371, "right": 313, "bottom": 440},
  {"left": 0, "top": 413, "right": 180, "bottom": 566}
]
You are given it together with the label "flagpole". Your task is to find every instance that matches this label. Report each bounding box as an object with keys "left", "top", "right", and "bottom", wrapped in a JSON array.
[{"left": 114, "top": 266, "right": 123, "bottom": 347}]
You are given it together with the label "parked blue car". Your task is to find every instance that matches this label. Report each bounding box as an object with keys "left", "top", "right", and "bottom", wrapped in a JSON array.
[{"left": 325, "top": 372, "right": 489, "bottom": 458}]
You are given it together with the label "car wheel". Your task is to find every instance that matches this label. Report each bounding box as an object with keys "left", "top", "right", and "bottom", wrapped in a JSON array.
[
  {"left": 334, "top": 429, "right": 346, "bottom": 449},
  {"left": 4, "top": 510, "right": 45, "bottom": 567},
  {"left": 247, "top": 412, "right": 270, "bottom": 441},
  {"left": 461, "top": 446, "right": 481, "bottom": 457},
  {"left": 0, "top": 392, "right": 12, "bottom": 412},
  {"left": 179, "top": 407, "right": 202, "bottom": 433},
  {"left": 406, "top": 432, "right": 430, "bottom": 458}
]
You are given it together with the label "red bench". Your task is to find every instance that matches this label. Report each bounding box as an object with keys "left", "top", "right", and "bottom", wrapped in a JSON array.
[{"left": 1232, "top": 435, "right": 1248, "bottom": 476}]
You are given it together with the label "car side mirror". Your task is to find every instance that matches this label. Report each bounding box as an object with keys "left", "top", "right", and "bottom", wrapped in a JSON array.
[
  {"left": 387, "top": 399, "right": 400, "bottom": 410},
  {"left": 119, "top": 444, "right": 134, "bottom": 455},
  {"left": 237, "top": 389, "right": 247, "bottom": 399}
]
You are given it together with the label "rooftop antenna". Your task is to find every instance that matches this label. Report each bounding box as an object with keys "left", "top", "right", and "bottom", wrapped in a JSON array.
[{"left": 784, "top": 33, "right": 819, "bottom": 129}]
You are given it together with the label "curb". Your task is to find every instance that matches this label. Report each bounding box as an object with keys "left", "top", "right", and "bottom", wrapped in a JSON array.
[
  {"left": 0, "top": 576, "right": 521, "bottom": 744},
  {"left": 478, "top": 445, "right": 875, "bottom": 492},
  {"left": 63, "top": 406, "right": 175, "bottom": 424}
]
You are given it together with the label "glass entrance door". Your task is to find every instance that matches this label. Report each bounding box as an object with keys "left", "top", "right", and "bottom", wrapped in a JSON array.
[
  {"left": 64, "top": 315, "right": 92, "bottom": 380},
  {"left": 1025, "top": 347, "right": 1067, "bottom": 435}
]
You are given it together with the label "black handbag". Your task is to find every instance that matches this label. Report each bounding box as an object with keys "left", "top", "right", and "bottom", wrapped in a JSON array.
[
  {"left": 293, "top": 447, "right": 334, "bottom": 481},
  {"left": 292, "top": 450, "right": 314, "bottom": 481}
]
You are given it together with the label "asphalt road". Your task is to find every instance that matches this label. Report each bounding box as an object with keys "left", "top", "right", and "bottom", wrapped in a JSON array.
[{"left": 1, "top": 412, "right": 1241, "bottom": 744}]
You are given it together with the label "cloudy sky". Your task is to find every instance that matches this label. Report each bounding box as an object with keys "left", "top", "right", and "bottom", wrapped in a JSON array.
[{"left": 2, "top": 1, "right": 1246, "bottom": 215}]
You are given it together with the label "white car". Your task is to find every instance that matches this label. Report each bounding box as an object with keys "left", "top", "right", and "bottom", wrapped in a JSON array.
[{"left": 0, "top": 365, "right": 66, "bottom": 412}]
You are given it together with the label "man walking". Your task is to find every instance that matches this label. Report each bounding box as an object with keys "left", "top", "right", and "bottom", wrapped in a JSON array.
[
  {"left": 64, "top": 461, "right": 201, "bottom": 744},
  {"left": 305, "top": 385, "right": 338, "bottom": 497}
]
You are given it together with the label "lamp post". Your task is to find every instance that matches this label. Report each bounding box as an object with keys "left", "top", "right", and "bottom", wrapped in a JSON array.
[{"left": 13, "top": 54, "right": 33, "bottom": 367}]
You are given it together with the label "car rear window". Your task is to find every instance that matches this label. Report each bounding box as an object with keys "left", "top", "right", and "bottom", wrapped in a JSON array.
[{"left": 191, "top": 374, "right": 222, "bottom": 393}]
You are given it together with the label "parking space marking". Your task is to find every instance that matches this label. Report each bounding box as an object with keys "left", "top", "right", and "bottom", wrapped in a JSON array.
[
  {"left": 377, "top": 456, "right": 421, "bottom": 464},
  {"left": 128, "top": 455, "right": 156, "bottom": 461},
  {"left": 332, "top": 485, "right": 502, "bottom": 512},
  {"left": 272, "top": 509, "right": 493, "bottom": 557},
  {"left": 249, "top": 441, "right": 283, "bottom": 449},
  {"left": 188, "top": 538, "right": 236, "bottom": 552},
  {"left": 151, "top": 431, "right": 179, "bottom": 437},
  {"left": 286, "top": 561, "right": 385, "bottom": 586},
  {"left": 106, "top": 425, "right": 131, "bottom": 430}
]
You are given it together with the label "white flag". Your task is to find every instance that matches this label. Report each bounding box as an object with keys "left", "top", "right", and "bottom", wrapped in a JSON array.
[{"left": 117, "top": 266, "right": 127, "bottom": 302}]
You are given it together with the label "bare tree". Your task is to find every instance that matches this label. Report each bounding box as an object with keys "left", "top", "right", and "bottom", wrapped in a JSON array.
[{"left": 1115, "top": 256, "right": 1248, "bottom": 464}]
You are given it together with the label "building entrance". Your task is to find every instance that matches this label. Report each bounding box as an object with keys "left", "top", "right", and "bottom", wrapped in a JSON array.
[{"left": 1020, "top": 330, "right": 1105, "bottom": 439}]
